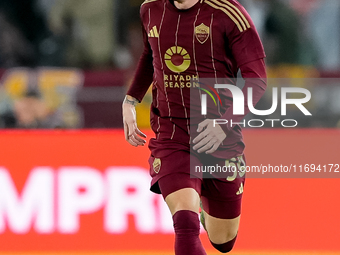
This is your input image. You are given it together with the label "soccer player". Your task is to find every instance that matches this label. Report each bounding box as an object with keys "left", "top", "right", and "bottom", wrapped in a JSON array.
[{"left": 122, "top": 0, "right": 266, "bottom": 254}]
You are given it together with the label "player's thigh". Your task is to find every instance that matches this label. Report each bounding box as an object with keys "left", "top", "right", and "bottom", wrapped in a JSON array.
[
  {"left": 201, "top": 166, "right": 245, "bottom": 244},
  {"left": 158, "top": 171, "right": 202, "bottom": 216},
  {"left": 164, "top": 187, "right": 201, "bottom": 215},
  {"left": 203, "top": 211, "right": 240, "bottom": 244},
  {"left": 155, "top": 150, "right": 203, "bottom": 215}
]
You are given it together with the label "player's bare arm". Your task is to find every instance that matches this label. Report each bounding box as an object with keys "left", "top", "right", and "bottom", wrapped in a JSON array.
[
  {"left": 193, "top": 120, "right": 226, "bottom": 154},
  {"left": 122, "top": 95, "right": 146, "bottom": 147}
]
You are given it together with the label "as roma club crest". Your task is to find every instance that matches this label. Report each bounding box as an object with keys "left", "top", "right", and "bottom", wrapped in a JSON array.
[
  {"left": 195, "top": 23, "right": 210, "bottom": 44},
  {"left": 153, "top": 158, "right": 161, "bottom": 174}
]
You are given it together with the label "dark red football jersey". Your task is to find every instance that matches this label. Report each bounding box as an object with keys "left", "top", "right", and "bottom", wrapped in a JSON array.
[
  {"left": 128, "top": 0, "right": 265, "bottom": 111},
  {"left": 128, "top": 0, "right": 266, "bottom": 157}
]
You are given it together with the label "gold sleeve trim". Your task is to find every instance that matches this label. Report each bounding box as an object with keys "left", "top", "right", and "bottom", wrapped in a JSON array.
[
  {"left": 141, "top": 0, "right": 159, "bottom": 7},
  {"left": 205, "top": 0, "right": 244, "bottom": 32}
]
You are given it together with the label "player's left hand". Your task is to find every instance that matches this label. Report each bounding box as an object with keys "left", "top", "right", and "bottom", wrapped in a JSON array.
[{"left": 193, "top": 119, "right": 226, "bottom": 154}]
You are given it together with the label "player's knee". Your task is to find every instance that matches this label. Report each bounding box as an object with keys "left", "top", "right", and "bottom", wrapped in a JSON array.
[
  {"left": 208, "top": 228, "right": 238, "bottom": 245},
  {"left": 210, "top": 235, "right": 237, "bottom": 253},
  {"left": 164, "top": 187, "right": 200, "bottom": 215}
]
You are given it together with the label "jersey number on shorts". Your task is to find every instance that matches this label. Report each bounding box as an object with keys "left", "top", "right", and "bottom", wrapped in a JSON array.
[{"left": 226, "top": 156, "right": 246, "bottom": 182}]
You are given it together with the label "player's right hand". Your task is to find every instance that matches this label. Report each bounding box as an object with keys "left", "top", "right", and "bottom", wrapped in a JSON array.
[{"left": 122, "top": 95, "right": 147, "bottom": 147}]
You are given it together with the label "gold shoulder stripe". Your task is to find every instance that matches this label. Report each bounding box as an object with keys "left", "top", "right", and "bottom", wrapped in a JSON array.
[
  {"left": 220, "top": 0, "right": 250, "bottom": 28},
  {"left": 205, "top": 0, "right": 243, "bottom": 32},
  {"left": 209, "top": 0, "right": 246, "bottom": 30},
  {"left": 141, "top": 0, "right": 159, "bottom": 6}
]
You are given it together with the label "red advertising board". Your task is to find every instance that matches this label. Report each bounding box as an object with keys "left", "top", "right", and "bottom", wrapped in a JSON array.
[{"left": 0, "top": 129, "right": 339, "bottom": 253}]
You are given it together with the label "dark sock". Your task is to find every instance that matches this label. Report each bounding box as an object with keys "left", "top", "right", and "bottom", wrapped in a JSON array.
[
  {"left": 172, "top": 210, "right": 207, "bottom": 255},
  {"left": 211, "top": 235, "right": 237, "bottom": 253}
]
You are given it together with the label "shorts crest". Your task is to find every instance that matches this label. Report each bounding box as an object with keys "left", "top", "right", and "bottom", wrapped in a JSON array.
[{"left": 153, "top": 158, "right": 161, "bottom": 174}]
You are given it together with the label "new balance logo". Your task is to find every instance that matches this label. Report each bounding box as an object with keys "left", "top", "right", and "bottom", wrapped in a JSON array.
[
  {"left": 236, "top": 182, "right": 244, "bottom": 195},
  {"left": 148, "top": 26, "right": 159, "bottom": 38}
]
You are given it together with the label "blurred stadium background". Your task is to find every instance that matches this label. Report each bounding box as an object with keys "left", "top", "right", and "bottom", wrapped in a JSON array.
[{"left": 0, "top": 0, "right": 339, "bottom": 254}]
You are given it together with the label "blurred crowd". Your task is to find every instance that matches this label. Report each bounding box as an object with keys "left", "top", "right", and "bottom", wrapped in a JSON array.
[
  {"left": 0, "top": 0, "right": 339, "bottom": 71},
  {"left": 0, "top": 0, "right": 339, "bottom": 129},
  {"left": 0, "top": 0, "right": 143, "bottom": 69},
  {"left": 240, "top": 0, "right": 340, "bottom": 71}
]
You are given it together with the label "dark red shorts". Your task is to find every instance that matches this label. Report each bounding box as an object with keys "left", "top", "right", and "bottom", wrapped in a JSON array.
[
  {"left": 148, "top": 139, "right": 246, "bottom": 219},
  {"left": 148, "top": 115, "right": 246, "bottom": 219}
]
